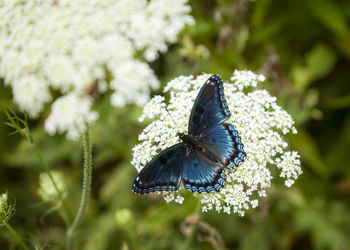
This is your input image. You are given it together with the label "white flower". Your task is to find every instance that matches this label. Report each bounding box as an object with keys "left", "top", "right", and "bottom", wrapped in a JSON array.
[
  {"left": 12, "top": 75, "right": 52, "bottom": 118},
  {"left": 175, "top": 195, "right": 185, "bottom": 204},
  {"left": 110, "top": 60, "right": 160, "bottom": 107},
  {"left": 45, "top": 94, "right": 98, "bottom": 140},
  {"left": 276, "top": 151, "right": 302, "bottom": 187},
  {"left": 131, "top": 70, "right": 302, "bottom": 215},
  {"left": 0, "top": 0, "right": 193, "bottom": 139}
]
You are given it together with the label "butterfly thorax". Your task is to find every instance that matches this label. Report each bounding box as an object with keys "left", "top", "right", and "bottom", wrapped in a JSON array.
[
  {"left": 178, "top": 133, "right": 197, "bottom": 148},
  {"left": 178, "top": 133, "right": 219, "bottom": 164}
]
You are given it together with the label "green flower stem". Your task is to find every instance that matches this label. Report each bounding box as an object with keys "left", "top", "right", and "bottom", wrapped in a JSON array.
[
  {"left": 181, "top": 202, "right": 201, "bottom": 250},
  {"left": 4, "top": 222, "right": 29, "bottom": 250},
  {"left": 66, "top": 130, "right": 92, "bottom": 250},
  {"left": 31, "top": 144, "right": 71, "bottom": 225},
  {"left": 2, "top": 106, "right": 71, "bottom": 225}
]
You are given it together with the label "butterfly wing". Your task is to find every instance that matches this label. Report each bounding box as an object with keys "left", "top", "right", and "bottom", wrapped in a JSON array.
[
  {"left": 182, "top": 151, "right": 226, "bottom": 193},
  {"left": 188, "top": 75, "right": 231, "bottom": 135},
  {"left": 132, "top": 143, "right": 186, "bottom": 194},
  {"left": 199, "top": 123, "right": 245, "bottom": 169}
]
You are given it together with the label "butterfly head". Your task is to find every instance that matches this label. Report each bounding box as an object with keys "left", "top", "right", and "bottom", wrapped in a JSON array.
[
  {"left": 178, "top": 132, "right": 186, "bottom": 141},
  {"left": 178, "top": 133, "right": 199, "bottom": 151}
]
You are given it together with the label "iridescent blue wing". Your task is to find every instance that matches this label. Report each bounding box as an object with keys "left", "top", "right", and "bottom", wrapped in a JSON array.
[
  {"left": 199, "top": 123, "right": 245, "bottom": 169},
  {"left": 182, "top": 152, "right": 226, "bottom": 193},
  {"left": 132, "top": 143, "right": 186, "bottom": 194},
  {"left": 188, "top": 75, "right": 230, "bottom": 136}
]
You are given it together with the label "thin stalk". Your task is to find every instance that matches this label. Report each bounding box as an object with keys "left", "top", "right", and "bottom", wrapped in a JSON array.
[
  {"left": 181, "top": 202, "right": 201, "bottom": 250},
  {"left": 1, "top": 106, "right": 71, "bottom": 225},
  {"left": 66, "top": 130, "right": 92, "bottom": 250},
  {"left": 31, "top": 144, "right": 70, "bottom": 225},
  {"left": 4, "top": 222, "right": 29, "bottom": 250}
]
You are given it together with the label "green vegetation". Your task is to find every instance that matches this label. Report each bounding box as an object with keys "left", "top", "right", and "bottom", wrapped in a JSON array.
[{"left": 1, "top": 0, "right": 349, "bottom": 249}]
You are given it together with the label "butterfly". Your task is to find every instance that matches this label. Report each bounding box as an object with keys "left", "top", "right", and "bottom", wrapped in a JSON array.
[{"left": 132, "top": 75, "right": 246, "bottom": 194}]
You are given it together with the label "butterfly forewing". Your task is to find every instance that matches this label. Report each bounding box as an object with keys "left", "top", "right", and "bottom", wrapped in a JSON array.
[
  {"left": 182, "top": 151, "right": 226, "bottom": 193},
  {"left": 199, "top": 123, "right": 246, "bottom": 169},
  {"left": 132, "top": 143, "right": 186, "bottom": 194},
  {"left": 188, "top": 75, "right": 231, "bottom": 135}
]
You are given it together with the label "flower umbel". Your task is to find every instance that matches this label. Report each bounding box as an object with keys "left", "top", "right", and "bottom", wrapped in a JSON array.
[
  {"left": 0, "top": 0, "right": 194, "bottom": 139},
  {"left": 0, "top": 193, "right": 15, "bottom": 226},
  {"left": 131, "top": 71, "right": 302, "bottom": 216}
]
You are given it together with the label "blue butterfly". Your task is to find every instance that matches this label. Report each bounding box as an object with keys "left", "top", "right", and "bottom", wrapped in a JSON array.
[{"left": 132, "top": 75, "right": 246, "bottom": 194}]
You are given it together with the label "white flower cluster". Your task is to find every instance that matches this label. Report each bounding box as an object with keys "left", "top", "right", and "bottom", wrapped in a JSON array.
[
  {"left": 0, "top": 0, "right": 194, "bottom": 139},
  {"left": 131, "top": 70, "right": 302, "bottom": 216}
]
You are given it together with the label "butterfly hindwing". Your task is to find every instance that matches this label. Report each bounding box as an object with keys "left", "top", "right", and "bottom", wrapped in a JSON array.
[
  {"left": 132, "top": 143, "right": 186, "bottom": 194},
  {"left": 182, "top": 151, "right": 226, "bottom": 193},
  {"left": 188, "top": 75, "right": 231, "bottom": 135},
  {"left": 199, "top": 123, "right": 245, "bottom": 169}
]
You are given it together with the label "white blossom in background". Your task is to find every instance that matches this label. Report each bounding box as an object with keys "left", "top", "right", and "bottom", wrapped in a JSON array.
[
  {"left": 38, "top": 171, "right": 68, "bottom": 202},
  {"left": 0, "top": 0, "right": 194, "bottom": 139},
  {"left": 131, "top": 70, "right": 302, "bottom": 216},
  {"left": 45, "top": 94, "right": 98, "bottom": 140}
]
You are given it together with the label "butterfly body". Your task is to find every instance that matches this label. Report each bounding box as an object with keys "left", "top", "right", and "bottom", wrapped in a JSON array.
[
  {"left": 178, "top": 133, "right": 219, "bottom": 165},
  {"left": 132, "top": 75, "right": 246, "bottom": 194}
]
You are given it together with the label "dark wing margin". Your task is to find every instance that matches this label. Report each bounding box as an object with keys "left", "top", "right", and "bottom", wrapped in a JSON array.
[
  {"left": 199, "top": 123, "right": 245, "bottom": 169},
  {"left": 182, "top": 151, "right": 226, "bottom": 193},
  {"left": 132, "top": 143, "right": 186, "bottom": 194},
  {"left": 188, "top": 75, "right": 231, "bottom": 135}
]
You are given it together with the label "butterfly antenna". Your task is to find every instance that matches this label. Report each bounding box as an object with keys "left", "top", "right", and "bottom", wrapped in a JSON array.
[{"left": 165, "top": 106, "right": 181, "bottom": 134}]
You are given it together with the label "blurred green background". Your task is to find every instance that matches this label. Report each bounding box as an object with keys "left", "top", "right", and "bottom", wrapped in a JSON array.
[{"left": 1, "top": 0, "right": 350, "bottom": 249}]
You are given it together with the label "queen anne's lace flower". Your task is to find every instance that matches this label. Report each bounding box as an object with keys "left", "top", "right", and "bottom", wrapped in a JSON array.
[
  {"left": 0, "top": 0, "right": 194, "bottom": 139},
  {"left": 44, "top": 94, "right": 98, "bottom": 140},
  {"left": 131, "top": 70, "right": 302, "bottom": 215}
]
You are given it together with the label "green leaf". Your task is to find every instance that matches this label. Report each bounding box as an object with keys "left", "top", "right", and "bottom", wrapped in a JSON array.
[
  {"left": 308, "top": 0, "right": 350, "bottom": 37},
  {"left": 306, "top": 44, "right": 336, "bottom": 80},
  {"left": 293, "top": 44, "right": 336, "bottom": 91},
  {"left": 325, "top": 116, "right": 350, "bottom": 176},
  {"left": 324, "top": 93, "right": 350, "bottom": 109}
]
